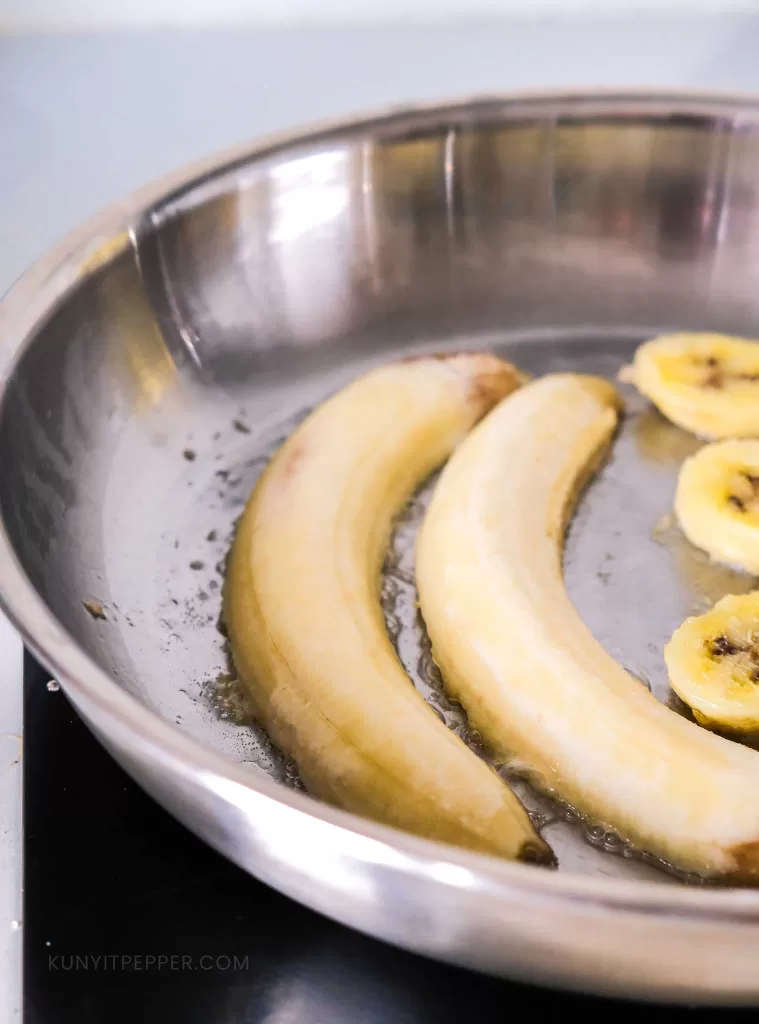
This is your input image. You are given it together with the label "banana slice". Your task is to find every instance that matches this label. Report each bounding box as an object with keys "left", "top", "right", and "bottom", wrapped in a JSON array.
[
  {"left": 224, "top": 354, "right": 553, "bottom": 864},
  {"left": 417, "top": 373, "right": 759, "bottom": 881},
  {"left": 666, "top": 593, "right": 759, "bottom": 736},
  {"left": 629, "top": 332, "right": 759, "bottom": 438},
  {"left": 675, "top": 439, "right": 759, "bottom": 574}
]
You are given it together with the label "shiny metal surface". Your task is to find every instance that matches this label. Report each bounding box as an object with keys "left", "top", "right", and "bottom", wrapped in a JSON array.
[{"left": 4, "top": 92, "right": 759, "bottom": 1003}]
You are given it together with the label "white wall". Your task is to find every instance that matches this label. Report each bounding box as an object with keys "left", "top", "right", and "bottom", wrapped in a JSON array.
[{"left": 3, "top": 0, "right": 759, "bottom": 33}]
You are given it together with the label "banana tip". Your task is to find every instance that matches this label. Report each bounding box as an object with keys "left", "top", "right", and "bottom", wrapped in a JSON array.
[
  {"left": 518, "top": 838, "right": 558, "bottom": 869},
  {"left": 726, "top": 840, "right": 759, "bottom": 884},
  {"left": 400, "top": 351, "right": 527, "bottom": 412},
  {"left": 447, "top": 353, "right": 528, "bottom": 411}
]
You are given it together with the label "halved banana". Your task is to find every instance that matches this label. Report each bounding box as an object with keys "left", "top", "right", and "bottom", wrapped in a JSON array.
[
  {"left": 417, "top": 373, "right": 759, "bottom": 881},
  {"left": 224, "top": 354, "right": 553, "bottom": 864},
  {"left": 666, "top": 593, "right": 759, "bottom": 736},
  {"left": 675, "top": 439, "right": 759, "bottom": 574},
  {"left": 629, "top": 332, "right": 759, "bottom": 438}
]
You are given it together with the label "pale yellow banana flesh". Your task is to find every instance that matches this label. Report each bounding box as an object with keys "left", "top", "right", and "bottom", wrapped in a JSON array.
[
  {"left": 224, "top": 354, "right": 553, "bottom": 864},
  {"left": 675, "top": 439, "right": 759, "bottom": 574},
  {"left": 666, "top": 592, "right": 759, "bottom": 736},
  {"left": 629, "top": 333, "right": 759, "bottom": 439},
  {"left": 417, "top": 373, "right": 759, "bottom": 881}
]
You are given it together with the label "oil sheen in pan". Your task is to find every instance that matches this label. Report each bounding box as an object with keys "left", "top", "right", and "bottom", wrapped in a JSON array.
[{"left": 106, "top": 329, "right": 759, "bottom": 885}]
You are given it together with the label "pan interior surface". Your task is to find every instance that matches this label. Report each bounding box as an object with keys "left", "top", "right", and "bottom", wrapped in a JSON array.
[{"left": 4, "top": 100, "right": 759, "bottom": 889}]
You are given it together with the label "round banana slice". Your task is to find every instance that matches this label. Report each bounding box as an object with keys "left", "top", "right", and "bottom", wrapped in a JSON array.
[
  {"left": 665, "top": 592, "right": 759, "bottom": 735},
  {"left": 675, "top": 439, "right": 759, "bottom": 574},
  {"left": 630, "top": 333, "right": 759, "bottom": 438}
]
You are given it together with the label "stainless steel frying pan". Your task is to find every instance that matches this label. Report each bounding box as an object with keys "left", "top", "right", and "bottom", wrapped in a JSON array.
[{"left": 3, "top": 92, "right": 759, "bottom": 1004}]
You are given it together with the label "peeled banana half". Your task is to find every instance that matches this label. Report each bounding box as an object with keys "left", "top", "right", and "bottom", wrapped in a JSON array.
[
  {"left": 417, "top": 373, "right": 759, "bottom": 881},
  {"left": 666, "top": 592, "right": 759, "bottom": 736},
  {"left": 629, "top": 332, "right": 759, "bottom": 438},
  {"left": 224, "top": 353, "right": 554, "bottom": 865},
  {"left": 676, "top": 439, "right": 759, "bottom": 574}
]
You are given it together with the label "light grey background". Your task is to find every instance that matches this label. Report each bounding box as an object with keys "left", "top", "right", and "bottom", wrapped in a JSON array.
[{"left": 2, "top": 1, "right": 759, "bottom": 32}]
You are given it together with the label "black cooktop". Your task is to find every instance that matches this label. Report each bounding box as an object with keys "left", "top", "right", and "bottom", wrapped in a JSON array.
[{"left": 23, "top": 651, "right": 754, "bottom": 1023}]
